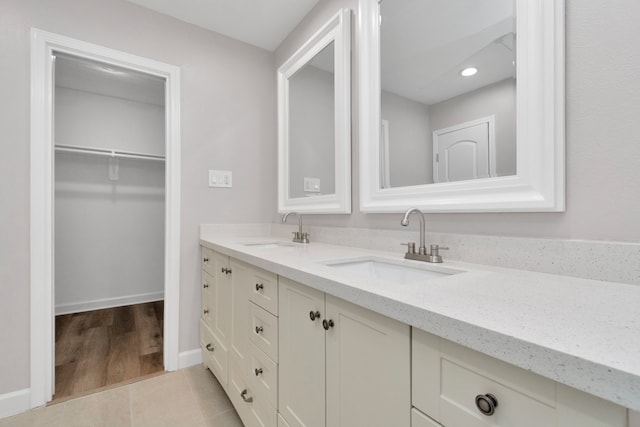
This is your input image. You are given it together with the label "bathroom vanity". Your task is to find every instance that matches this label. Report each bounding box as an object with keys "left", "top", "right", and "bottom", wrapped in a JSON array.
[{"left": 199, "top": 232, "right": 639, "bottom": 427}]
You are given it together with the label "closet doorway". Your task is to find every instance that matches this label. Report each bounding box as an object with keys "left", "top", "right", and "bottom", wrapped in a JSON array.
[
  {"left": 30, "top": 30, "right": 181, "bottom": 408},
  {"left": 53, "top": 53, "right": 166, "bottom": 399}
]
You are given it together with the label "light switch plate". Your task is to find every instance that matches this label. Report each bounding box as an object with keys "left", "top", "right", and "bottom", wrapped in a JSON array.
[{"left": 209, "top": 170, "right": 232, "bottom": 188}]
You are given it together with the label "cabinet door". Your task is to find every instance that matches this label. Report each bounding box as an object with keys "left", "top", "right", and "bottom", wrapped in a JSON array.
[
  {"left": 229, "top": 259, "right": 253, "bottom": 366},
  {"left": 212, "top": 252, "right": 232, "bottom": 343},
  {"left": 278, "top": 278, "right": 325, "bottom": 427},
  {"left": 325, "top": 295, "right": 410, "bottom": 427}
]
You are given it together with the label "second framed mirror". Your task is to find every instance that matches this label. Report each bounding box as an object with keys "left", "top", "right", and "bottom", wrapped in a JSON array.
[{"left": 278, "top": 9, "right": 352, "bottom": 214}]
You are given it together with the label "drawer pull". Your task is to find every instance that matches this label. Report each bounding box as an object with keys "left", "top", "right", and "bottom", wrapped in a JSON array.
[
  {"left": 255, "top": 283, "right": 264, "bottom": 291},
  {"left": 254, "top": 368, "right": 263, "bottom": 376},
  {"left": 240, "top": 389, "right": 253, "bottom": 403},
  {"left": 309, "top": 310, "right": 320, "bottom": 321},
  {"left": 204, "top": 309, "right": 209, "bottom": 314},
  {"left": 221, "top": 267, "right": 227, "bottom": 274},
  {"left": 203, "top": 283, "right": 209, "bottom": 288},
  {"left": 206, "top": 343, "right": 214, "bottom": 352},
  {"left": 475, "top": 393, "right": 498, "bottom": 416},
  {"left": 322, "top": 319, "right": 334, "bottom": 330},
  {"left": 255, "top": 326, "right": 264, "bottom": 334},
  {"left": 203, "top": 258, "right": 209, "bottom": 263}
]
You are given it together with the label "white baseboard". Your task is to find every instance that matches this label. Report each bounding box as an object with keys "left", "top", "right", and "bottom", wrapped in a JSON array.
[
  {"left": 55, "top": 291, "right": 164, "bottom": 315},
  {"left": 0, "top": 388, "right": 30, "bottom": 420},
  {"left": 178, "top": 348, "right": 202, "bottom": 369}
]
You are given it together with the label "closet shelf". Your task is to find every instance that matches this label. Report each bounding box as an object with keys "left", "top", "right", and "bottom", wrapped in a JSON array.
[{"left": 55, "top": 144, "right": 165, "bottom": 161}]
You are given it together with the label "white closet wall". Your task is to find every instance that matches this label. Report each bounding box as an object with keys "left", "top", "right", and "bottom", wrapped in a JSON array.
[{"left": 54, "top": 84, "right": 165, "bottom": 315}]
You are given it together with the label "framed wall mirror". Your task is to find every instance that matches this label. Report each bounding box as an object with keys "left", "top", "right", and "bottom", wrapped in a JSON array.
[
  {"left": 278, "top": 9, "right": 352, "bottom": 214},
  {"left": 359, "top": 0, "right": 565, "bottom": 212}
]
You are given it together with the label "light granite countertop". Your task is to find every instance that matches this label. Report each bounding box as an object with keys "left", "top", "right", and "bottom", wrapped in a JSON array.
[{"left": 200, "top": 234, "right": 640, "bottom": 411}]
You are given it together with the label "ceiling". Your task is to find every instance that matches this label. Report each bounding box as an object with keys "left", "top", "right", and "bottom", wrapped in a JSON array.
[
  {"left": 55, "top": 53, "right": 166, "bottom": 105},
  {"left": 125, "top": 0, "right": 320, "bottom": 51},
  {"left": 381, "top": 0, "right": 516, "bottom": 106}
]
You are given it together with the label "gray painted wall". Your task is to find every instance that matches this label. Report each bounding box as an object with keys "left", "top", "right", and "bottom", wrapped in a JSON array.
[
  {"left": 381, "top": 90, "right": 431, "bottom": 187},
  {"left": 0, "top": 0, "right": 275, "bottom": 395},
  {"left": 273, "top": 0, "right": 640, "bottom": 244}
]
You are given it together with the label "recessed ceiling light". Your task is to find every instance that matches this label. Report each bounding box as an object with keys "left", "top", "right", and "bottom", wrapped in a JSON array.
[{"left": 460, "top": 67, "right": 478, "bottom": 77}]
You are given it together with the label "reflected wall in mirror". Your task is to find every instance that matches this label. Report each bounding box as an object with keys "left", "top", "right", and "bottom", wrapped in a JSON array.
[
  {"left": 359, "top": 0, "right": 565, "bottom": 212},
  {"left": 380, "top": 0, "right": 516, "bottom": 188},
  {"left": 288, "top": 42, "right": 336, "bottom": 198},
  {"left": 278, "top": 9, "right": 351, "bottom": 214}
]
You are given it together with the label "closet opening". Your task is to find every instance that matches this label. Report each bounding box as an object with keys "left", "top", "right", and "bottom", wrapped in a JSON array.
[{"left": 52, "top": 52, "right": 166, "bottom": 400}]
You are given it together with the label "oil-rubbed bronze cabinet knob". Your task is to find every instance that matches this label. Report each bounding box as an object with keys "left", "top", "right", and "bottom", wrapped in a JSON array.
[
  {"left": 254, "top": 368, "right": 263, "bottom": 376},
  {"left": 309, "top": 310, "right": 320, "bottom": 321},
  {"left": 206, "top": 343, "right": 214, "bottom": 352},
  {"left": 322, "top": 319, "right": 334, "bottom": 330},
  {"left": 255, "top": 283, "right": 264, "bottom": 291},
  {"left": 255, "top": 326, "right": 264, "bottom": 334},
  {"left": 475, "top": 393, "right": 498, "bottom": 416}
]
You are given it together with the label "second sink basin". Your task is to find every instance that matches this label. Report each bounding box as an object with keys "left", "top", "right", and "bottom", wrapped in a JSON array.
[
  {"left": 325, "top": 257, "right": 462, "bottom": 284},
  {"left": 243, "top": 241, "right": 295, "bottom": 250}
]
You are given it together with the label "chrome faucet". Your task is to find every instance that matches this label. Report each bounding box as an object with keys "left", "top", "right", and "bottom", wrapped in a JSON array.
[
  {"left": 282, "top": 211, "right": 310, "bottom": 244},
  {"left": 400, "top": 207, "right": 448, "bottom": 263}
]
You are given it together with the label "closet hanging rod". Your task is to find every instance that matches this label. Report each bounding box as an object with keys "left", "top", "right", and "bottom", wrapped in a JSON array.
[{"left": 55, "top": 144, "right": 165, "bottom": 161}]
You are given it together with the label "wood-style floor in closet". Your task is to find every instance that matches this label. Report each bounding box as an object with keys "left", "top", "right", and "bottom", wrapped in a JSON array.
[{"left": 54, "top": 301, "right": 164, "bottom": 400}]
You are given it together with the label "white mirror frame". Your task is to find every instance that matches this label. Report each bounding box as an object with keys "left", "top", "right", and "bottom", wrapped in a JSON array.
[
  {"left": 359, "top": 0, "right": 565, "bottom": 213},
  {"left": 278, "top": 9, "right": 352, "bottom": 214}
]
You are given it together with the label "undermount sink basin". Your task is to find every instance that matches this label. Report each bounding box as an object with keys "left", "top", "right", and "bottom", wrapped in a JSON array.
[
  {"left": 326, "top": 257, "right": 462, "bottom": 284},
  {"left": 242, "top": 241, "right": 294, "bottom": 250}
]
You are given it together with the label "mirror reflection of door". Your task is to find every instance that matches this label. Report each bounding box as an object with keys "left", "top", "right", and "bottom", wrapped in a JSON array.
[{"left": 433, "top": 116, "right": 495, "bottom": 183}]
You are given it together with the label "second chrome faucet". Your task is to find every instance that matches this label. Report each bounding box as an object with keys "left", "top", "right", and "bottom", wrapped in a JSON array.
[
  {"left": 400, "top": 207, "right": 448, "bottom": 263},
  {"left": 282, "top": 211, "right": 310, "bottom": 244}
]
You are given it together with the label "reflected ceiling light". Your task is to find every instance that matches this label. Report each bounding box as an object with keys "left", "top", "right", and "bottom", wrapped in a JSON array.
[{"left": 460, "top": 67, "right": 478, "bottom": 77}]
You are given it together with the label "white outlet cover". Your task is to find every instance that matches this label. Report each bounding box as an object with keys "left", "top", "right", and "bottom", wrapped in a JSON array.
[{"left": 304, "top": 177, "right": 321, "bottom": 193}]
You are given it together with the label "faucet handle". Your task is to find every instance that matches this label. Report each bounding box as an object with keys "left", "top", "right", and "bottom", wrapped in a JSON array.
[
  {"left": 401, "top": 242, "right": 416, "bottom": 254},
  {"left": 430, "top": 244, "right": 449, "bottom": 255}
]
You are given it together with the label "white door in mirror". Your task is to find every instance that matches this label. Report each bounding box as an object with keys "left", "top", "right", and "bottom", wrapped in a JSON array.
[{"left": 433, "top": 116, "right": 495, "bottom": 183}]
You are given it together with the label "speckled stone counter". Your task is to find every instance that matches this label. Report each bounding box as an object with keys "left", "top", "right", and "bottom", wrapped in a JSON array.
[{"left": 200, "top": 231, "right": 640, "bottom": 411}]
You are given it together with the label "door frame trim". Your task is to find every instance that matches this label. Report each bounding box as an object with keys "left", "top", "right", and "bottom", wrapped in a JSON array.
[{"left": 30, "top": 28, "right": 181, "bottom": 407}]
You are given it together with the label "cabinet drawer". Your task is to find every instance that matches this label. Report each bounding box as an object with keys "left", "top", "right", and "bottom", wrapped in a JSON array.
[
  {"left": 201, "top": 246, "right": 216, "bottom": 276},
  {"left": 249, "top": 302, "right": 278, "bottom": 361},
  {"left": 228, "top": 358, "right": 277, "bottom": 427},
  {"left": 438, "top": 354, "right": 555, "bottom": 426},
  {"left": 247, "top": 342, "right": 278, "bottom": 410},
  {"left": 411, "top": 408, "right": 442, "bottom": 427},
  {"left": 200, "top": 319, "right": 228, "bottom": 386},
  {"left": 247, "top": 265, "right": 278, "bottom": 315}
]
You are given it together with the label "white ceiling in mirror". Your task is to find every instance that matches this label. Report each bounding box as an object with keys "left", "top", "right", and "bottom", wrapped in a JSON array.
[
  {"left": 124, "top": 0, "right": 320, "bottom": 51},
  {"left": 359, "top": 0, "right": 565, "bottom": 213},
  {"left": 54, "top": 53, "right": 165, "bottom": 105},
  {"left": 381, "top": 0, "right": 515, "bottom": 105}
]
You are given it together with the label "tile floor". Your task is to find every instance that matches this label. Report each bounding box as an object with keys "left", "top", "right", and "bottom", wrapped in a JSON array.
[{"left": 0, "top": 365, "right": 243, "bottom": 427}]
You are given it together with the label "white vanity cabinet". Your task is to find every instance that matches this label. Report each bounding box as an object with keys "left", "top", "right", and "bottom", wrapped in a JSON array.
[
  {"left": 412, "top": 328, "right": 628, "bottom": 427},
  {"left": 201, "top": 246, "right": 280, "bottom": 427},
  {"left": 200, "top": 247, "right": 231, "bottom": 385},
  {"left": 278, "top": 277, "right": 410, "bottom": 427}
]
